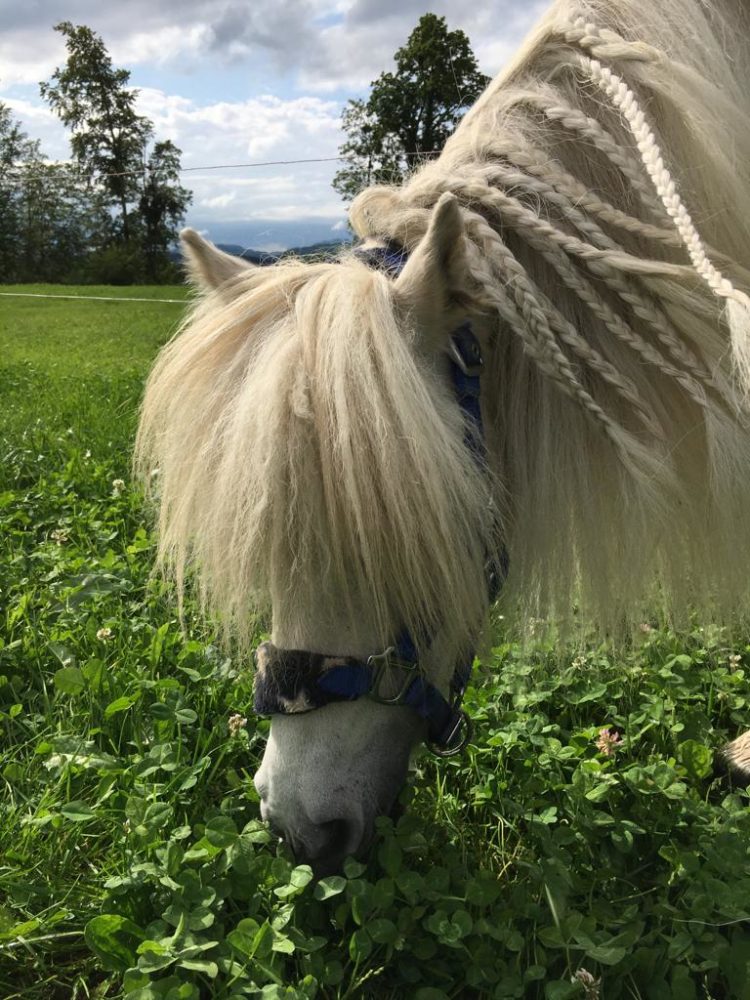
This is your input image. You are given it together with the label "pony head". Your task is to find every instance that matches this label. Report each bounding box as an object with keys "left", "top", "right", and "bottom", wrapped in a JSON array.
[{"left": 137, "top": 198, "right": 501, "bottom": 872}]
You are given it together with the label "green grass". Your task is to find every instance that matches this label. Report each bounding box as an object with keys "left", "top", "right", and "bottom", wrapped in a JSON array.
[
  {"left": 2, "top": 288, "right": 750, "bottom": 1000},
  {"left": 0, "top": 284, "right": 190, "bottom": 375}
]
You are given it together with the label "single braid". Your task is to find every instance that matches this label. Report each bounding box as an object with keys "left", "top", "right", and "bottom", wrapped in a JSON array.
[
  {"left": 559, "top": 20, "right": 665, "bottom": 66},
  {"left": 574, "top": 46, "right": 750, "bottom": 312}
]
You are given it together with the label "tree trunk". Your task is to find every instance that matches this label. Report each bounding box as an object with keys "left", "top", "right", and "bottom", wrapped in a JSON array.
[{"left": 119, "top": 192, "right": 129, "bottom": 241}]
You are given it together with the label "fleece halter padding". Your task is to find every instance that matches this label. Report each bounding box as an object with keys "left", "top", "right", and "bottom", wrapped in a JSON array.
[
  {"left": 251, "top": 239, "right": 504, "bottom": 755},
  {"left": 253, "top": 638, "right": 473, "bottom": 754}
]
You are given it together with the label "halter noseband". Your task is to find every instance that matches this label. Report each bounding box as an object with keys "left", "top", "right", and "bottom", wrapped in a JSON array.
[
  {"left": 253, "top": 634, "right": 474, "bottom": 757},
  {"left": 252, "top": 241, "right": 503, "bottom": 756}
]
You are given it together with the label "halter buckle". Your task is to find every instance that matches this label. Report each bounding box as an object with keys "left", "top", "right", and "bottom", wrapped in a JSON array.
[{"left": 367, "top": 647, "right": 419, "bottom": 705}]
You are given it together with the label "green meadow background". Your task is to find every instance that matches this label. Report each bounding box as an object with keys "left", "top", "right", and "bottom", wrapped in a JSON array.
[{"left": 2, "top": 286, "right": 750, "bottom": 999}]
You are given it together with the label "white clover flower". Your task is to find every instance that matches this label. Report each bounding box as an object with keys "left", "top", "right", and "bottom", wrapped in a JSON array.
[
  {"left": 572, "top": 968, "right": 601, "bottom": 999},
  {"left": 111, "top": 479, "right": 126, "bottom": 496},
  {"left": 50, "top": 528, "right": 69, "bottom": 544},
  {"left": 228, "top": 713, "right": 248, "bottom": 737},
  {"left": 96, "top": 627, "right": 113, "bottom": 641},
  {"left": 595, "top": 727, "right": 622, "bottom": 757}
]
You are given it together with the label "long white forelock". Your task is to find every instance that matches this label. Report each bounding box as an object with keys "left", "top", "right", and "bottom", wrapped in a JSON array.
[{"left": 136, "top": 260, "right": 498, "bottom": 657}]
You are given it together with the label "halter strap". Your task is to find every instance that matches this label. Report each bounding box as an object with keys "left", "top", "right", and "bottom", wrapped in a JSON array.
[{"left": 252, "top": 240, "right": 505, "bottom": 754}]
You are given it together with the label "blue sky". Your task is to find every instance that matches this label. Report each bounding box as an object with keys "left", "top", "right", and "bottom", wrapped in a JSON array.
[{"left": 0, "top": 0, "right": 547, "bottom": 249}]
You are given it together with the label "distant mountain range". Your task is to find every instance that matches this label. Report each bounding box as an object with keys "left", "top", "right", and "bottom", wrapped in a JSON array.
[
  {"left": 171, "top": 236, "right": 353, "bottom": 268},
  {"left": 184, "top": 217, "right": 352, "bottom": 253},
  {"left": 216, "top": 239, "right": 350, "bottom": 265}
]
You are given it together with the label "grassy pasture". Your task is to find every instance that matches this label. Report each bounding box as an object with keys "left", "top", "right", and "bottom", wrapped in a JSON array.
[{"left": 1, "top": 287, "right": 750, "bottom": 999}]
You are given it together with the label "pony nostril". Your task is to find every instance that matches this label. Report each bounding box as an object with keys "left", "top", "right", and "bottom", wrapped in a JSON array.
[
  {"left": 297, "top": 816, "right": 365, "bottom": 875},
  {"left": 316, "top": 819, "right": 349, "bottom": 858}
]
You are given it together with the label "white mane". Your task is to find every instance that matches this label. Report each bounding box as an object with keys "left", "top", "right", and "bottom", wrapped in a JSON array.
[{"left": 136, "top": 0, "right": 750, "bottom": 654}]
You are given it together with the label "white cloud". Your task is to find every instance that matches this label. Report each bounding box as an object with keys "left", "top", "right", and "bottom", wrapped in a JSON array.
[
  {"left": 0, "top": 0, "right": 343, "bottom": 84},
  {"left": 0, "top": 1, "right": 548, "bottom": 235},
  {"left": 129, "top": 88, "right": 345, "bottom": 222},
  {"left": 4, "top": 97, "right": 70, "bottom": 159},
  {"left": 297, "top": 0, "right": 549, "bottom": 92},
  {"left": 113, "top": 24, "right": 212, "bottom": 68},
  {"left": 1, "top": 0, "right": 545, "bottom": 94},
  {"left": 202, "top": 192, "right": 237, "bottom": 209}
]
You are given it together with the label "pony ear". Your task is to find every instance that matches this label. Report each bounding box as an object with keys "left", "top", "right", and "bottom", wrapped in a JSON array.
[
  {"left": 181, "top": 228, "right": 254, "bottom": 290},
  {"left": 394, "top": 193, "right": 470, "bottom": 341}
]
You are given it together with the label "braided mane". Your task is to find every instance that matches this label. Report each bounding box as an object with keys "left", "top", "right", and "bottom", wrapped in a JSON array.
[
  {"left": 137, "top": 0, "right": 750, "bottom": 656},
  {"left": 349, "top": 0, "right": 750, "bottom": 629}
]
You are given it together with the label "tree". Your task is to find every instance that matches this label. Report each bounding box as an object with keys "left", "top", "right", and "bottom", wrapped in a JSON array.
[
  {"left": 0, "top": 100, "right": 112, "bottom": 282},
  {"left": 39, "top": 22, "right": 192, "bottom": 282},
  {"left": 332, "top": 100, "right": 405, "bottom": 202},
  {"left": 40, "top": 21, "right": 153, "bottom": 241},
  {"left": 138, "top": 140, "right": 192, "bottom": 281},
  {"left": 16, "top": 155, "right": 110, "bottom": 282},
  {"left": 333, "top": 14, "right": 490, "bottom": 200},
  {"left": 0, "top": 101, "right": 30, "bottom": 279}
]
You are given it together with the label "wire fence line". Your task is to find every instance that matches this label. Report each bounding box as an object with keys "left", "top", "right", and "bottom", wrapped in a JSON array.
[
  {"left": 0, "top": 291, "right": 188, "bottom": 304},
  {"left": 112, "top": 155, "right": 351, "bottom": 177},
  {"left": 5, "top": 150, "right": 441, "bottom": 182}
]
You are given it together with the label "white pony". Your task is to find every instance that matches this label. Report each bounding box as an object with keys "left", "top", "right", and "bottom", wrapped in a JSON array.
[{"left": 137, "top": 0, "right": 750, "bottom": 872}]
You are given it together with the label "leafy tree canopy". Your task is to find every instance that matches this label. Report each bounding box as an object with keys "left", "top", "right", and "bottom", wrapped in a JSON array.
[
  {"left": 139, "top": 140, "right": 193, "bottom": 281},
  {"left": 36, "top": 22, "right": 191, "bottom": 280},
  {"left": 333, "top": 14, "right": 490, "bottom": 201},
  {"left": 0, "top": 100, "right": 112, "bottom": 282},
  {"left": 41, "top": 22, "right": 153, "bottom": 239}
]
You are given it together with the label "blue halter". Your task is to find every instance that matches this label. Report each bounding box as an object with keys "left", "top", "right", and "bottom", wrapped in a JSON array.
[{"left": 252, "top": 241, "right": 505, "bottom": 755}]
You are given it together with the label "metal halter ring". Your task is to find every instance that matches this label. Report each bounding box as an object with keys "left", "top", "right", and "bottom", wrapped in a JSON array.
[{"left": 428, "top": 710, "right": 473, "bottom": 758}]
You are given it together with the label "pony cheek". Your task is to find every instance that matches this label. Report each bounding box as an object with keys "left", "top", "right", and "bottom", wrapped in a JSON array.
[{"left": 253, "top": 700, "right": 424, "bottom": 874}]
